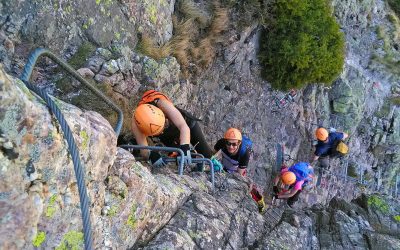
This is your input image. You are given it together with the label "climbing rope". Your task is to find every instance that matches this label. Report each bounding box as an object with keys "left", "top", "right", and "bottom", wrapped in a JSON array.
[{"left": 20, "top": 48, "right": 124, "bottom": 250}]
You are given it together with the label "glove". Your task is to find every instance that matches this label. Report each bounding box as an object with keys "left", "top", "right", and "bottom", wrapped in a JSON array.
[
  {"left": 211, "top": 158, "right": 223, "bottom": 172},
  {"left": 273, "top": 186, "right": 279, "bottom": 194},
  {"left": 177, "top": 144, "right": 192, "bottom": 165},
  {"left": 329, "top": 127, "right": 336, "bottom": 133},
  {"left": 149, "top": 151, "right": 167, "bottom": 168},
  {"left": 179, "top": 144, "right": 191, "bottom": 156}
]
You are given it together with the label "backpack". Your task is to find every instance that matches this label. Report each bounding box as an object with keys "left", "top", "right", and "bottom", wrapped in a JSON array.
[
  {"left": 288, "top": 162, "right": 314, "bottom": 184},
  {"left": 239, "top": 135, "right": 253, "bottom": 159},
  {"left": 335, "top": 141, "right": 348, "bottom": 156}
]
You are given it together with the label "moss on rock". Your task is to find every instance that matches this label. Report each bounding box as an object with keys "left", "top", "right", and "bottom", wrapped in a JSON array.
[
  {"left": 45, "top": 194, "right": 58, "bottom": 218},
  {"left": 55, "top": 231, "right": 84, "bottom": 250},
  {"left": 368, "top": 195, "right": 390, "bottom": 214},
  {"left": 126, "top": 203, "right": 138, "bottom": 229},
  {"left": 32, "top": 231, "right": 46, "bottom": 247},
  {"left": 80, "top": 130, "right": 89, "bottom": 150},
  {"left": 68, "top": 42, "right": 97, "bottom": 69}
]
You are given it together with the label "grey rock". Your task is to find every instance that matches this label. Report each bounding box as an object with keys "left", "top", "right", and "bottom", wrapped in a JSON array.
[
  {"left": 100, "top": 60, "right": 120, "bottom": 75},
  {"left": 94, "top": 74, "right": 111, "bottom": 85},
  {"left": 88, "top": 57, "right": 106, "bottom": 73},
  {"left": 96, "top": 48, "right": 113, "bottom": 61},
  {"left": 77, "top": 68, "right": 95, "bottom": 78}
]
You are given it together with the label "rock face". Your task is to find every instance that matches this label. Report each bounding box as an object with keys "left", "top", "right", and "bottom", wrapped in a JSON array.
[
  {"left": 0, "top": 65, "right": 210, "bottom": 249},
  {"left": 0, "top": 64, "right": 116, "bottom": 248},
  {"left": 0, "top": 0, "right": 175, "bottom": 73},
  {"left": 143, "top": 174, "right": 265, "bottom": 250},
  {"left": 1, "top": 0, "right": 400, "bottom": 249},
  {"left": 262, "top": 195, "right": 400, "bottom": 250},
  {"left": 1, "top": 0, "right": 398, "bottom": 201},
  {"left": 0, "top": 64, "right": 400, "bottom": 249}
]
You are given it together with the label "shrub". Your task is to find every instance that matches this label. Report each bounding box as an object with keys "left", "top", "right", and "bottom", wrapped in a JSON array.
[
  {"left": 368, "top": 195, "right": 390, "bottom": 214},
  {"left": 259, "top": 0, "right": 345, "bottom": 90},
  {"left": 388, "top": 0, "right": 400, "bottom": 17}
]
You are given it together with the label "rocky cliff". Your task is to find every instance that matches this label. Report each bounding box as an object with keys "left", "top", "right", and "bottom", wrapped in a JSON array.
[{"left": 1, "top": 0, "right": 400, "bottom": 249}]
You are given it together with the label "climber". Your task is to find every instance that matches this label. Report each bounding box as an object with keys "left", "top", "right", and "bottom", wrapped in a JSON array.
[
  {"left": 311, "top": 127, "right": 349, "bottom": 169},
  {"left": 213, "top": 128, "right": 265, "bottom": 212},
  {"left": 272, "top": 162, "right": 314, "bottom": 207},
  {"left": 213, "top": 128, "right": 251, "bottom": 176},
  {"left": 131, "top": 90, "right": 213, "bottom": 167}
]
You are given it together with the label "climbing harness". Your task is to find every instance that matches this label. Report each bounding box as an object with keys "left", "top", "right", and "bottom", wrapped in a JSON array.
[{"left": 21, "top": 48, "right": 124, "bottom": 250}]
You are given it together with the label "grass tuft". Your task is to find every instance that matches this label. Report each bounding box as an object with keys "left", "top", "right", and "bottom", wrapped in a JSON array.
[
  {"left": 209, "top": 4, "right": 229, "bottom": 37},
  {"left": 179, "top": 0, "right": 211, "bottom": 28},
  {"left": 137, "top": 0, "right": 230, "bottom": 77}
]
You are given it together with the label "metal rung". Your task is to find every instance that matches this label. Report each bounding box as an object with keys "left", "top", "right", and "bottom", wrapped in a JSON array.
[{"left": 119, "top": 145, "right": 215, "bottom": 190}]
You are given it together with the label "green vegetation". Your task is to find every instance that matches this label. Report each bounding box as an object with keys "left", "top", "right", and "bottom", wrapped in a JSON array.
[
  {"left": 126, "top": 204, "right": 138, "bottom": 228},
  {"left": 347, "top": 165, "right": 358, "bottom": 178},
  {"left": 32, "top": 231, "right": 46, "bottom": 247},
  {"left": 390, "top": 96, "right": 400, "bottom": 106},
  {"left": 55, "top": 41, "right": 96, "bottom": 93},
  {"left": 394, "top": 215, "right": 400, "bottom": 222},
  {"left": 46, "top": 194, "right": 58, "bottom": 218},
  {"left": 259, "top": 0, "right": 345, "bottom": 90},
  {"left": 80, "top": 130, "right": 89, "bottom": 150},
  {"left": 108, "top": 205, "right": 119, "bottom": 217},
  {"left": 68, "top": 42, "right": 96, "bottom": 69},
  {"left": 368, "top": 195, "right": 390, "bottom": 214},
  {"left": 388, "top": 0, "right": 400, "bottom": 17},
  {"left": 56, "top": 231, "right": 84, "bottom": 250},
  {"left": 371, "top": 9, "right": 400, "bottom": 76}
]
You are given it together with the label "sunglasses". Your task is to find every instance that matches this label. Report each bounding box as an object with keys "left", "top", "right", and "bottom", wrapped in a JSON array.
[{"left": 226, "top": 141, "right": 239, "bottom": 147}]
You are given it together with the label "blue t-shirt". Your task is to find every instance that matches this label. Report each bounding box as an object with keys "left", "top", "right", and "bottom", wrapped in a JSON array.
[{"left": 314, "top": 132, "right": 344, "bottom": 157}]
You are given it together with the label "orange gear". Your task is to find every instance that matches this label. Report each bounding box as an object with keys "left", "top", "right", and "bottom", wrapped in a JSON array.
[
  {"left": 134, "top": 104, "right": 165, "bottom": 136},
  {"left": 315, "top": 127, "right": 329, "bottom": 141},
  {"left": 224, "top": 128, "right": 242, "bottom": 141},
  {"left": 281, "top": 171, "right": 296, "bottom": 185},
  {"left": 139, "top": 90, "right": 172, "bottom": 105}
]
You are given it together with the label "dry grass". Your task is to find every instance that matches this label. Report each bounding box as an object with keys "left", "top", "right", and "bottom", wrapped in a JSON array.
[
  {"left": 169, "top": 18, "right": 196, "bottom": 74},
  {"left": 190, "top": 4, "right": 228, "bottom": 69},
  {"left": 137, "top": 34, "right": 172, "bottom": 60},
  {"left": 387, "top": 13, "right": 400, "bottom": 42},
  {"left": 172, "top": 16, "right": 197, "bottom": 38},
  {"left": 209, "top": 5, "right": 229, "bottom": 37},
  {"left": 192, "top": 38, "right": 215, "bottom": 68},
  {"left": 137, "top": 0, "right": 230, "bottom": 77},
  {"left": 178, "top": 0, "right": 211, "bottom": 28}
]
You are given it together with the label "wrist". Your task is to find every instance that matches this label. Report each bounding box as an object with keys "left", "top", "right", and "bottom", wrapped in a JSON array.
[{"left": 179, "top": 144, "right": 190, "bottom": 155}]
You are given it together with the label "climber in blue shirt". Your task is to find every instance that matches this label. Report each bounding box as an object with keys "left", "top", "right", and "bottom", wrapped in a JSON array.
[{"left": 312, "top": 127, "right": 348, "bottom": 169}]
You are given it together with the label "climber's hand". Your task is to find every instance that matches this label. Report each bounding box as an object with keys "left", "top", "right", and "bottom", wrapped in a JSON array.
[{"left": 149, "top": 151, "right": 167, "bottom": 168}]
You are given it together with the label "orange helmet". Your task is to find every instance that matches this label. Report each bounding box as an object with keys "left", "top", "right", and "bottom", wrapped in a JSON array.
[
  {"left": 134, "top": 104, "right": 165, "bottom": 136},
  {"left": 315, "top": 127, "right": 328, "bottom": 141},
  {"left": 224, "top": 128, "right": 242, "bottom": 141},
  {"left": 281, "top": 171, "right": 296, "bottom": 185}
]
